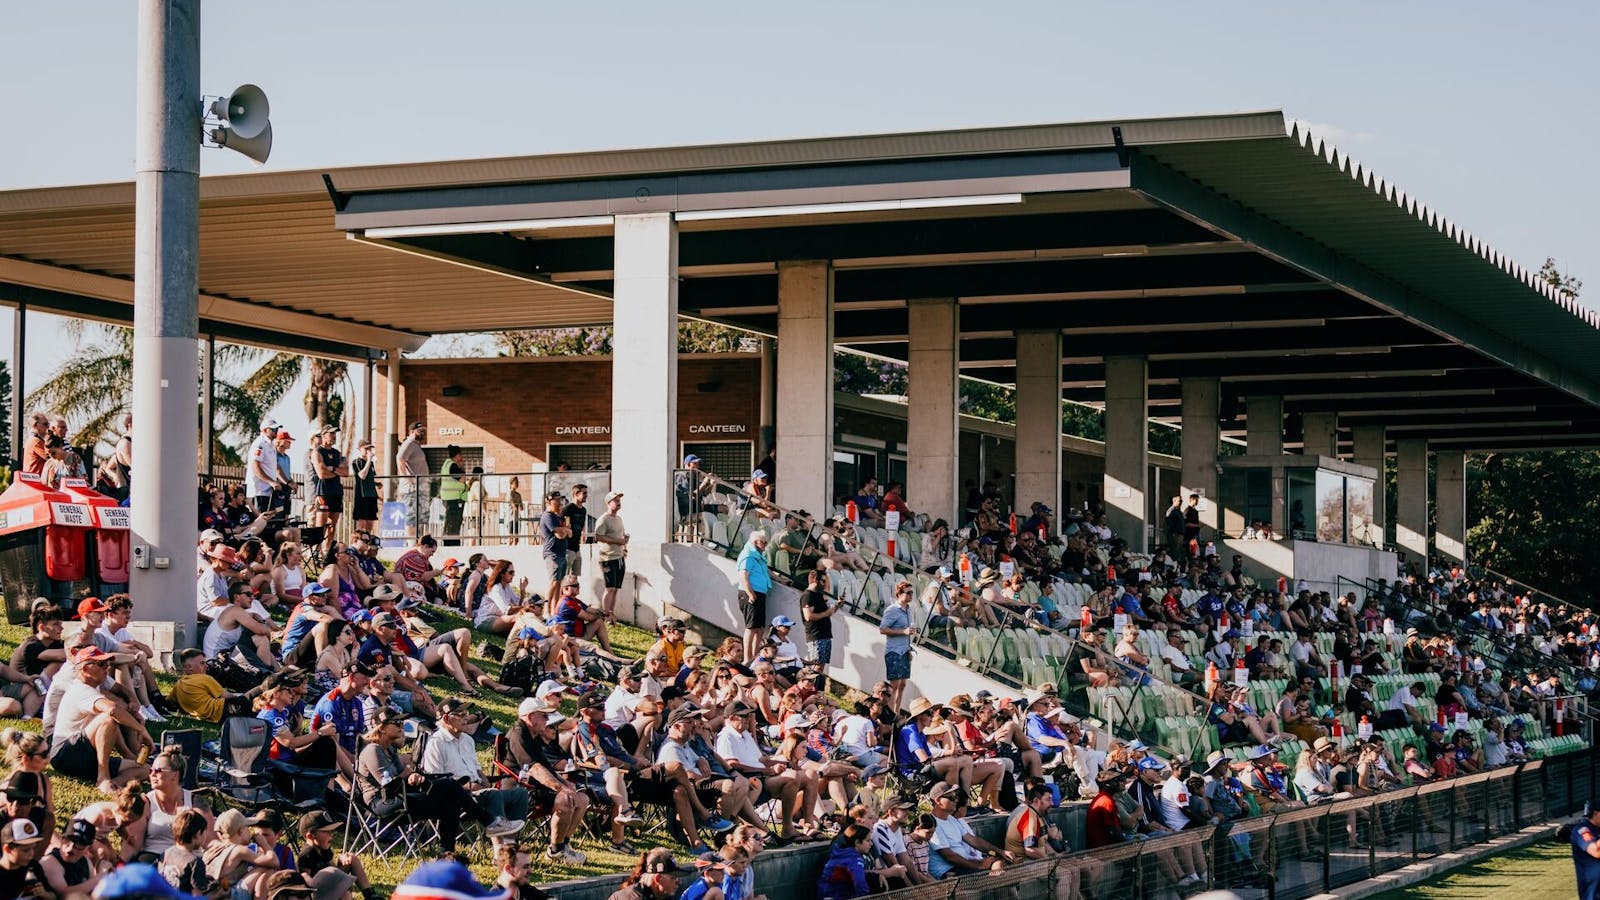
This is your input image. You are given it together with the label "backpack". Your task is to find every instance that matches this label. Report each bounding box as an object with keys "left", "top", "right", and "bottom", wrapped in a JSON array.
[
  {"left": 205, "top": 656, "right": 262, "bottom": 694},
  {"left": 500, "top": 650, "right": 541, "bottom": 694}
]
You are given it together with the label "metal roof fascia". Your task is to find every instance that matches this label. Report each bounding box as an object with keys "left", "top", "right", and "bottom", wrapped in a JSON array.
[{"left": 1129, "top": 150, "right": 1600, "bottom": 409}]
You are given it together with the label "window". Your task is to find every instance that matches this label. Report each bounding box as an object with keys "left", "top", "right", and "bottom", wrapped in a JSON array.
[
  {"left": 546, "top": 443, "right": 612, "bottom": 472},
  {"left": 421, "top": 446, "right": 483, "bottom": 498},
  {"left": 833, "top": 449, "right": 876, "bottom": 505},
  {"left": 682, "top": 441, "right": 754, "bottom": 483}
]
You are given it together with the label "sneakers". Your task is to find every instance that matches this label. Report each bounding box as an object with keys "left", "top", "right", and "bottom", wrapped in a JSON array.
[
  {"left": 140, "top": 704, "right": 167, "bottom": 723},
  {"left": 545, "top": 843, "right": 586, "bottom": 865},
  {"left": 615, "top": 808, "right": 644, "bottom": 826},
  {"left": 609, "top": 840, "right": 638, "bottom": 855},
  {"left": 485, "top": 817, "right": 524, "bottom": 838},
  {"left": 1177, "top": 873, "right": 1200, "bottom": 886},
  {"left": 701, "top": 815, "right": 736, "bottom": 833}
]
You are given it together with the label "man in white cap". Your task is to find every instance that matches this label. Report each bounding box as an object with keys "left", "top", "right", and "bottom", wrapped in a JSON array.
[
  {"left": 247, "top": 419, "right": 288, "bottom": 513},
  {"left": 593, "top": 490, "right": 629, "bottom": 617}
]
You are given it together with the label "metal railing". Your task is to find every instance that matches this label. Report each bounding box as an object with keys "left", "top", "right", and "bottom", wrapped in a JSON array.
[
  {"left": 865, "top": 747, "right": 1597, "bottom": 900},
  {"left": 200, "top": 470, "right": 610, "bottom": 548}
]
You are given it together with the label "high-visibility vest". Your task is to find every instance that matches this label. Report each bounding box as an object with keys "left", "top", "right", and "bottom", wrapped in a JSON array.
[{"left": 438, "top": 461, "right": 468, "bottom": 501}]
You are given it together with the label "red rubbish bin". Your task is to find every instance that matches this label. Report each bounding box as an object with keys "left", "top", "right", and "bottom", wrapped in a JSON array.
[
  {"left": 0, "top": 473, "right": 94, "bottom": 623},
  {"left": 58, "top": 479, "right": 131, "bottom": 589}
]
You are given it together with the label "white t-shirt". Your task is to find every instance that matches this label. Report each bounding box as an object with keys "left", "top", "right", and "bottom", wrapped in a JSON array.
[
  {"left": 835, "top": 715, "right": 877, "bottom": 756},
  {"left": 604, "top": 685, "right": 641, "bottom": 730},
  {"left": 1159, "top": 775, "right": 1192, "bottom": 830},
  {"left": 247, "top": 434, "right": 280, "bottom": 497},
  {"left": 53, "top": 679, "right": 106, "bottom": 751},
  {"left": 715, "top": 726, "right": 766, "bottom": 770},
  {"left": 1387, "top": 689, "right": 1416, "bottom": 712},
  {"left": 1159, "top": 644, "right": 1193, "bottom": 673},
  {"left": 475, "top": 584, "right": 519, "bottom": 628},
  {"left": 197, "top": 572, "right": 229, "bottom": 619},
  {"left": 928, "top": 814, "right": 981, "bottom": 877},
  {"left": 1291, "top": 641, "right": 1313, "bottom": 664},
  {"left": 97, "top": 623, "right": 132, "bottom": 648},
  {"left": 872, "top": 820, "right": 908, "bottom": 857}
]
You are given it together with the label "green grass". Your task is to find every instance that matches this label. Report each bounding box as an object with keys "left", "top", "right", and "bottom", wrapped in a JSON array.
[
  {"left": 0, "top": 609, "right": 669, "bottom": 891},
  {"left": 1369, "top": 840, "right": 1577, "bottom": 900}
]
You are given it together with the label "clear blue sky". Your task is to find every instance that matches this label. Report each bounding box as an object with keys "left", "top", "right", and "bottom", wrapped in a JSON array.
[{"left": 2, "top": 1, "right": 1596, "bottom": 435}]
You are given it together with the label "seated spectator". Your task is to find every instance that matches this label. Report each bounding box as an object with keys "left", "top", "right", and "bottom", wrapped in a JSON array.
[
  {"left": 1158, "top": 631, "right": 1200, "bottom": 687},
  {"left": 476, "top": 560, "right": 534, "bottom": 635},
  {"left": 552, "top": 576, "right": 616, "bottom": 655},
  {"left": 391, "top": 534, "right": 446, "bottom": 603},
  {"left": 420, "top": 695, "right": 530, "bottom": 826},
  {"left": 73, "top": 782, "right": 148, "bottom": 863},
  {"left": 818, "top": 824, "right": 875, "bottom": 900},
  {"left": 896, "top": 697, "right": 972, "bottom": 791},
  {"left": 10, "top": 606, "right": 65, "bottom": 703},
  {"left": 357, "top": 709, "right": 522, "bottom": 858},
  {"left": 171, "top": 648, "right": 260, "bottom": 724},
  {"left": 41, "top": 817, "right": 108, "bottom": 897},
  {"left": 926, "top": 782, "right": 1010, "bottom": 878},
  {"left": 309, "top": 662, "right": 372, "bottom": 782},
  {"left": 49, "top": 647, "right": 151, "bottom": 793},
  {"left": 360, "top": 611, "right": 517, "bottom": 698},
  {"left": 203, "top": 582, "right": 280, "bottom": 674}
]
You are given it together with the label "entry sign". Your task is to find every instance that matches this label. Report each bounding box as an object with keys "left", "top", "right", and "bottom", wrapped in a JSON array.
[{"left": 380, "top": 502, "right": 409, "bottom": 546}]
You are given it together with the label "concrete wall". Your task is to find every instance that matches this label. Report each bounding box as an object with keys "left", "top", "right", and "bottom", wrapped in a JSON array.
[
  {"left": 540, "top": 805, "right": 1088, "bottom": 900},
  {"left": 1222, "top": 537, "right": 1400, "bottom": 591}
]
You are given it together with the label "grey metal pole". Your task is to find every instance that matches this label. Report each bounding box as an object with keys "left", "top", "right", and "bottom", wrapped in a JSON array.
[
  {"left": 10, "top": 303, "right": 24, "bottom": 470},
  {"left": 361, "top": 356, "right": 375, "bottom": 446},
  {"left": 131, "top": 0, "right": 201, "bottom": 647},
  {"left": 201, "top": 333, "right": 215, "bottom": 483}
]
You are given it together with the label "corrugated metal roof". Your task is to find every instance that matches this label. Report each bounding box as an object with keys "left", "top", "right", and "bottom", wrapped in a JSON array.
[{"left": 1138, "top": 123, "right": 1600, "bottom": 402}]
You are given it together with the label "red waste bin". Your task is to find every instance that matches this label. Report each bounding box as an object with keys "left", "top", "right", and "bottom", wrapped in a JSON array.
[
  {"left": 0, "top": 473, "right": 94, "bottom": 623},
  {"left": 58, "top": 479, "right": 131, "bottom": 590}
]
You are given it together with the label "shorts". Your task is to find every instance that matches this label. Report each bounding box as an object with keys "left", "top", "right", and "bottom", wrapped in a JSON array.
[
  {"left": 739, "top": 591, "right": 767, "bottom": 630},
  {"left": 51, "top": 734, "right": 125, "bottom": 781},
  {"left": 250, "top": 494, "right": 273, "bottom": 512},
  {"left": 390, "top": 690, "right": 416, "bottom": 714},
  {"left": 425, "top": 631, "right": 462, "bottom": 650},
  {"left": 565, "top": 549, "right": 584, "bottom": 577},
  {"left": 810, "top": 639, "right": 833, "bottom": 665},
  {"left": 885, "top": 650, "right": 911, "bottom": 681},
  {"left": 0, "top": 683, "right": 32, "bottom": 703},
  {"left": 602, "top": 558, "right": 627, "bottom": 589},
  {"left": 353, "top": 495, "right": 379, "bottom": 521},
  {"left": 317, "top": 492, "right": 344, "bottom": 514},
  {"left": 544, "top": 554, "right": 569, "bottom": 583}
]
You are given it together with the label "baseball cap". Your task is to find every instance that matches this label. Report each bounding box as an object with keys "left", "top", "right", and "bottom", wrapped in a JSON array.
[
  {"left": 3, "top": 819, "right": 43, "bottom": 846},
  {"left": 248, "top": 810, "right": 288, "bottom": 831},
  {"left": 209, "top": 545, "right": 239, "bottom": 564},
  {"left": 299, "top": 810, "right": 341, "bottom": 834},
  {"left": 372, "top": 612, "right": 401, "bottom": 630},
  {"left": 441, "top": 558, "right": 461, "bottom": 569},
  {"left": 579, "top": 693, "right": 606, "bottom": 711},
  {"left": 77, "top": 597, "right": 108, "bottom": 617},
  {"left": 535, "top": 681, "right": 575, "bottom": 701},
  {"left": 63, "top": 818, "right": 95, "bottom": 846},
  {"left": 751, "top": 469, "right": 767, "bottom": 480},
  {"left": 517, "top": 697, "right": 554, "bottom": 717},
  {"left": 929, "top": 782, "right": 961, "bottom": 802},
  {"left": 683, "top": 454, "right": 701, "bottom": 465},
  {"left": 370, "top": 583, "right": 401, "bottom": 603},
  {"left": 311, "top": 870, "right": 358, "bottom": 900},
  {"left": 395, "top": 860, "right": 510, "bottom": 900},
  {"left": 605, "top": 490, "right": 624, "bottom": 502},
  {"left": 199, "top": 529, "right": 225, "bottom": 544},
  {"left": 275, "top": 431, "right": 294, "bottom": 442},
  {"left": 642, "top": 848, "right": 685, "bottom": 875},
  {"left": 771, "top": 614, "right": 795, "bottom": 628},
  {"left": 261, "top": 418, "right": 280, "bottom": 431},
  {"left": 72, "top": 646, "right": 113, "bottom": 665},
  {"left": 695, "top": 852, "right": 726, "bottom": 871},
  {"left": 437, "top": 697, "right": 477, "bottom": 717},
  {"left": 0, "top": 772, "right": 41, "bottom": 801},
  {"left": 304, "top": 582, "right": 330, "bottom": 597},
  {"left": 936, "top": 566, "right": 954, "bottom": 579},
  {"left": 408, "top": 422, "right": 425, "bottom": 431},
  {"left": 341, "top": 660, "right": 377, "bottom": 679},
  {"left": 91, "top": 864, "right": 199, "bottom": 900}
]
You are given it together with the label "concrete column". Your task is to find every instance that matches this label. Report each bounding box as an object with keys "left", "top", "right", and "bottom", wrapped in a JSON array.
[
  {"left": 361, "top": 358, "right": 375, "bottom": 447},
  {"left": 1352, "top": 425, "right": 1387, "bottom": 539},
  {"left": 1302, "top": 412, "right": 1338, "bottom": 459},
  {"left": 775, "top": 261, "right": 834, "bottom": 514},
  {"left": 758, "top": 337, "right": 776, "bottom": 456},
  {"left": 383, "top": 349, "right": 402, "bottom": 491},
  {"left": 1395, "top": 438, "right": 1428, "bottom": 569},
  {"left": 201, "top": 334, "right": 215, "bottom": 481},
  {"left": 1434, "top": 451, "right": 1467, "bottom": 566},
  {"left": 130, "top": 0, "right": 201, "bottom": 645},
  {"left": 1103, "top": 355, "right": 1149, "bottom": 552},
  {"left": 1179, "top": 377, "right": 1220, "bottom": 533},
  {"left": 907, "top": 298, "right": 959, "bottom": 526},
  {"left": 1246, "top": 395, "right": 1284, "bottom": 456},
  {"left": 611, "top": 212, "right": 679, "bottom": 553},
  {"left": 10, "top": 304, "right": 23, "bottom": 470},
  {"left": 1014, "top": 331, "right": 1063, "bottom": 519}
]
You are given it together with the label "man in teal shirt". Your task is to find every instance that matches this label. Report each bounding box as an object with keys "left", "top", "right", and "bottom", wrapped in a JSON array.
[{"left": 736, "top": 531, "right": 772, "bottom": 661}]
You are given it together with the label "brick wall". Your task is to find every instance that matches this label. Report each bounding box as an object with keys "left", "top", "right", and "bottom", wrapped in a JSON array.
[{"left": 373, "top": 354, "right": 761, "bottom": 472}]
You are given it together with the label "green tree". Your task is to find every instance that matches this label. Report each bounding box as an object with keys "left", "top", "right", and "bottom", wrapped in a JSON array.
[
  {"left": 0, "top": 360, "right": 11, "bottom": 463},
  {"left": 495, "top": 321, "right": 759, "bottom": 357}
]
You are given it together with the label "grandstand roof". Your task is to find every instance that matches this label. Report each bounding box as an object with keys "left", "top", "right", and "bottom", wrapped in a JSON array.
[{"left": 1, "top": 109, "right": 1596, "bottom": 449}]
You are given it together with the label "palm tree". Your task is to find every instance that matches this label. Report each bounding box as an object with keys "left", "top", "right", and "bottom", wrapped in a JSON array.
[{"left": 27, "top": 321, "right": 350, "bottom": 467}]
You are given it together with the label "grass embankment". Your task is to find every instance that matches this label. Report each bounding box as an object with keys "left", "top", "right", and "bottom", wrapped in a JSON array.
[
  {"left": 0, "top": 610, "right": 665, "bottom": 890},
  {"left": 1369, "top": 840, "right": 1577, "bottom": 900}
]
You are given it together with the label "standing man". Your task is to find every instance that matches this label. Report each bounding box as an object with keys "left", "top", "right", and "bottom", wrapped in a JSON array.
[
  {"left": 314, "top": 427, "right": 349, "bottom": 559},
  {"left": 540, "top": 492, "right": 573, "bottom": 606},
  {"left": 350, "top": 439, "right": 380, "bottom": 535},
  {"left": 1183, "top": 494, "right": 1203, "bottom": 557},
  {"left": 21, "top": 412, "right": 49, "bottom": 475},
  {"left": 879, "top": 581, "right": 915, "bottom": 712},
  {"left": 736, "top": 531, "right": 772, "bottom": 662},
  {"left": 1164, "top": 496, "right": 1186, "bottom": 560},
  {"left": 438, "top": 445, "right": 470, "bottom": 547},
  {"left": 303, "top": 431, "right": 324, "bottom": 524},
  {"left": 49, "top": 416, "right": 87, "bottom": 483},
  {"left": 247, "top": 419, "right": 286, "bottom": 513},
  {"left": 395, "top": 421, "right": 428, "bottom": 529},
  {"left": 800, "top": 568, "right": 840, "bottom": 669},
  {"left": 593, "top": 491, "right": 629, "bottom": 617},
  {"left": 1570, "top": 800, "right": 1600, "bottom": 900},
  {"left": 564, "top": 484, "right": 592, "bottom": 584}
]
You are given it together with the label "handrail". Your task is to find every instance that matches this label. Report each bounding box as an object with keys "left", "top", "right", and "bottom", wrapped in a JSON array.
[
  {"left": 1467, "top": 562, "right": 1592, "bottom": 621},
  {"left": 678, "top": 469, "right": 1221, "bottom": 760}
]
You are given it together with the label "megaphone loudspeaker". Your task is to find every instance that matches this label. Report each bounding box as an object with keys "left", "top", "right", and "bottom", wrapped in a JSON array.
[
  {"left": 212, "top": 121, "right": 272, "bottom": 165},
  {"left": 210, "top": 83, "right": 270, "bottom": 140}
]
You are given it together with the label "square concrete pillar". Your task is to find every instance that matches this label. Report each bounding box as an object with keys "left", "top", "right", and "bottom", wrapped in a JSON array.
[
  {"left": 1103, "top": 355, "right": 1148, "bottom": 553},
  {"left": 1246, "top": 395, "right": 1284, "bottom": 456},
  {"left": 1395, "top": 438, "right": 1428, "bottom": 569},
  {"left": 1435, "top": 451, "right": 1468, "bottom": 566},
  {"left": 1303, "top": 412, "right": 1338, "bottom": 459},
  {"left": 776, "top": 261, "right": 834, "bottom": 514},
  {"left": 611, "top": 213, "right": 678, "bottom": 552},
  {"left": 1351, "top": 425, "right": 1387, "bottom": 537},
  {"left": 1179, "top": 377, "right": 1220, "bottom": 533},
  {"left": 1014, "top": 331, "right": 1063, "bottom": 520},
  {"left": 907, "top": 298, "right": 959, "bottom": 526}
]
